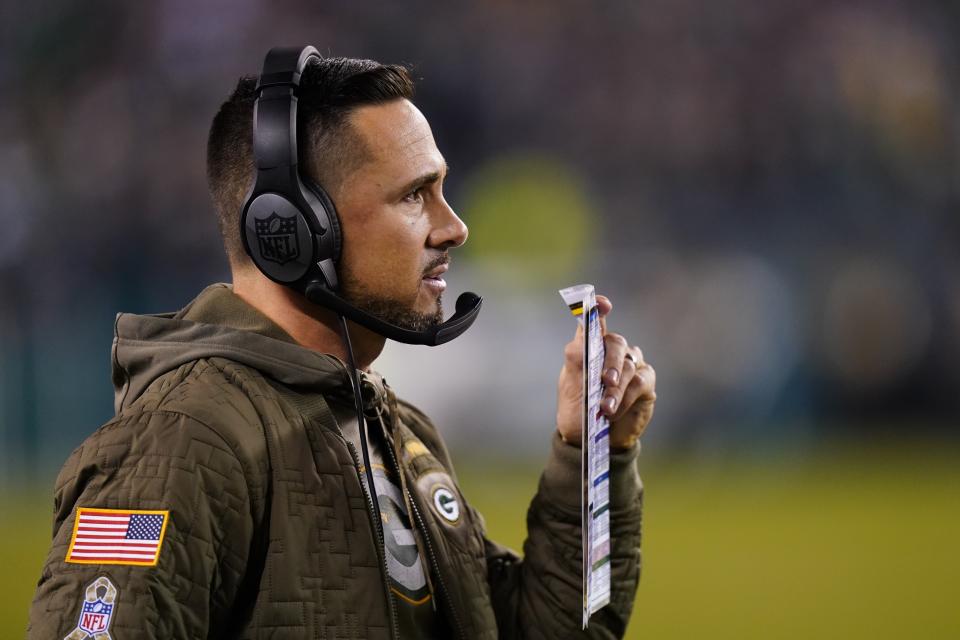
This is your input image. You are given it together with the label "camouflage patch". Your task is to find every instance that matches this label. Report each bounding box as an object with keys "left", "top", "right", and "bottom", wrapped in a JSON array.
[{"left": 64, "top": 575, "right": 117, "bottom": 640}]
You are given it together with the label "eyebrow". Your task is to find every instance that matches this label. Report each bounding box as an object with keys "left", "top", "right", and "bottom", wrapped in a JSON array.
[{"left": 395, "top": 162, "right": 450, "bottom": 198}]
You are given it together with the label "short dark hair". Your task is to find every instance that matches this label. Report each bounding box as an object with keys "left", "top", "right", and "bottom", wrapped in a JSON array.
[{"left": 206, "top": 57, "right": 415, "bottom": 270}]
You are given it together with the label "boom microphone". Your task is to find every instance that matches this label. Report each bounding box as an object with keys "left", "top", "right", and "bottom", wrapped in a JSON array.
[{"left": 303, "top": 279, "right": 482, "bottom": 346}]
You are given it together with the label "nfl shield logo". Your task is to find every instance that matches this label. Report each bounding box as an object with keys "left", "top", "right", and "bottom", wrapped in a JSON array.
[
  {"left": 255, "top": 212, "right": 300, "bottom": 265},
  {"left": 67, "top": 575, "right": 118, "bottom": 640},
  {"left": 78, "top": 598, "right": 113, "bottom": 635}
]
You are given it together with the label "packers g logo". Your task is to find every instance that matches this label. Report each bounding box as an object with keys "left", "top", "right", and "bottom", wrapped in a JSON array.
[{"left": 431, "top": 486, "right": 460, "bottom": 523}]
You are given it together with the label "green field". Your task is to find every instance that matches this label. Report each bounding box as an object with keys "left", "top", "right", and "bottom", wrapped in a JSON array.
[{"left": 6, "top": 443, "right": 959, "bottom": 638}]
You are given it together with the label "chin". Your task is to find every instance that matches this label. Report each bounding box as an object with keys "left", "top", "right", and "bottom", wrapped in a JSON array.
[{"left": 418, "top": 293, "right": 443, "bottom": 316}]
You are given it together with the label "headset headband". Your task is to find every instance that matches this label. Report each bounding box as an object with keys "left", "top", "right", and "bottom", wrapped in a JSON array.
[{"left": 252, "top": 46, "right": 321, "bottom": 175}]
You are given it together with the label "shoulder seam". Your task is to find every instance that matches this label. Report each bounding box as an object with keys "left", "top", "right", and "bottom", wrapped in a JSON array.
[{"left": 152, "top": 360, "right": 203, "bottom": 407}]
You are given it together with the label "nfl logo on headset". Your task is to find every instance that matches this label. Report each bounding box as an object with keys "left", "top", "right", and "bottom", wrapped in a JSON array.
[
  {"left": 78, "top": 598, "right": 113, "bottom": 635},
  {"left": 255, "top": 212, "right": 300, "bottom": 265}
]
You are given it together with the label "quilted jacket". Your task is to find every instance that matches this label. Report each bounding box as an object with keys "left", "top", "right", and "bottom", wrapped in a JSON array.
[{"left": 28, "top": 283, "right": 644, "bottom": 639}]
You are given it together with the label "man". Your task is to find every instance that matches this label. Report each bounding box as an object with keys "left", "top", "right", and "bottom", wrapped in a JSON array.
[{"left": 28, "top": 52, "right": 656, "bottom": 639}]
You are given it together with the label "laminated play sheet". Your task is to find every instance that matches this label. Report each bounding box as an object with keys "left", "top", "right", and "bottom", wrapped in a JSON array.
[{"left": 559, "top": 284, "right": 611, "bottom": 628}]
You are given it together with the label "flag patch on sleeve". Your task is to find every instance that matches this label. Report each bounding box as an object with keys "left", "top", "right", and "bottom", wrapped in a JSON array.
[{"left": 65, "top": 507, "right": 169, "bottom": 566}]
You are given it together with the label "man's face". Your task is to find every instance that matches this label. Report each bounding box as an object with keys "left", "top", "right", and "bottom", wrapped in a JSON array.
[{"left": 330, "top": 99, "right": 468, "bottom": 331}]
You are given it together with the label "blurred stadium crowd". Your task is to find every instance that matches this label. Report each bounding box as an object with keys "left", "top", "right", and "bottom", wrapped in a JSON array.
[{"left": 1, "top": 0, "right": 958, "bottom": 480}]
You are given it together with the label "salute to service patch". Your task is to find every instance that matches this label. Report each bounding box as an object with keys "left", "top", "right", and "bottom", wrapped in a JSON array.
[
  {"left": 65, "top": 507, "right": 169, "bottom": 566},
  {"left": 64, "top": 576, "right": 118, "bottom": 640}
]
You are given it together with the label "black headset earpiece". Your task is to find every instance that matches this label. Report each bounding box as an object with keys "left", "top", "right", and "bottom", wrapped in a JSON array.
[
  {"left": 240, "top": 45, "right": 340, "bottom": 288},
  {"left": 240, "top": 45, "right": 482, "bottom": 346}
]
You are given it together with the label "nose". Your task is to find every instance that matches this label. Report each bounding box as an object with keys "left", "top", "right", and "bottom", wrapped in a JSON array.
[{"left": 428, "top": 197, "right": 469, "bottom": 249}]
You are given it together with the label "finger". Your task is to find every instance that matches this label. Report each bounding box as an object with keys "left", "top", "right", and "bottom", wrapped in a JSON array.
[
  {"left": 596, "top": 295, "right": 612, "bottom": 334},
  {"left": 621, "top": 346, "right": 640, "bottom": 380},
  {"left": 572, "top": 319, "right": 584, "bottom": 342},
  {"left": 613, "top": 363, "right": 657, "bottom": 421},
  {"left": 600, "top": 333, "right": 629, "bottom": 414},
  {"left": 602, "top": 333, "right": 629, "bottom": 386},
  {"left": 563, "top": 336, "right": 583, "bottom": 370},
  {"left": 625, "top": 363, "right": 657, "bottom": 407}
]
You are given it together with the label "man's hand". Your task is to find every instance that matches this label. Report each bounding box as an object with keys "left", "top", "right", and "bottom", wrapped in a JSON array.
[{"left": 556, "top": 295, "right": 656, "bottom": 450}]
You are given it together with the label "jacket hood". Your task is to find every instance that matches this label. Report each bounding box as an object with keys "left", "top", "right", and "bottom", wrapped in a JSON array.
[{"left": 111, "top": 283, "right": 387, "bottom": 414}]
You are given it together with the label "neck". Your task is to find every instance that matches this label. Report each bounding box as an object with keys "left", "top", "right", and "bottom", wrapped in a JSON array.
[{"left": 232, "top": 271, "right": 386, "bottom": 371}]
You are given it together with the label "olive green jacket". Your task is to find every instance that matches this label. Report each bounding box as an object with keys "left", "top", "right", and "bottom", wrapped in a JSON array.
[{"left": 28, "top": 284, "right": 643, "bottom": 639}]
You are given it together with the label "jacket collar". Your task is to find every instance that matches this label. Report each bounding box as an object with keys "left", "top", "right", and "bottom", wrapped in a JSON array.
[{"left": 111, "top": 283, "right": 388, "bottom": 414}]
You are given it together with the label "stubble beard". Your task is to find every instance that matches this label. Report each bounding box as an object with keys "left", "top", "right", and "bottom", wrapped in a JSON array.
[
  {"left": 340, "top": 277, "right": 444, "bottom": 333},
  {"left": 338, "top": 252, "right": 450, "bottom": 333}
]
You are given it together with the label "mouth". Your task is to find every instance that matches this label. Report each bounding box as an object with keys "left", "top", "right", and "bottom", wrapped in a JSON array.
[{"left": 422, "top": 263, "right": 448, "bottom": 293}]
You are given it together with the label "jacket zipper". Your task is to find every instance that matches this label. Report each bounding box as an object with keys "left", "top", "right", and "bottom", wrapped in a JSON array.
[
  {"left": 377, "top": 415, "right": 468, "bottom": 640},
  {"left": 342, "top": 437, "right": 401, "bottom": 640},
  {"left": 405, "top": 488, "right": 468, "bottom": 640},
  {"left": 377, "top": 412, "right": 439, "bottom": 608}
]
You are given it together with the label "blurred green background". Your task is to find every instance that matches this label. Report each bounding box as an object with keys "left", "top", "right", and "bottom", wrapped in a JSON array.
[{"left": 3, "top": 0, "right": 959, "bottom": 636}]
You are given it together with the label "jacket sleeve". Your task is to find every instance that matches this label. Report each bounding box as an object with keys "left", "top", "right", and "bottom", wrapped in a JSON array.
[
  {"left": 27, "top": 409, "right": 258, "bottom": 640},
  {"left": 484, "top": 433, "right": 643, "bottom": 639}
]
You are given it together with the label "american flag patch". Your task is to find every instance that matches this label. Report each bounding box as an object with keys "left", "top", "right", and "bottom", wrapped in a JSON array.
[{"left": 65, "top": 507, "right": 169, "bottom": 566}]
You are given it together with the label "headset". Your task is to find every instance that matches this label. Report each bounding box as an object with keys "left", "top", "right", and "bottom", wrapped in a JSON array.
[
  {"left": 239, "top": 45, "right": 482, "bottom": 347},
  {"left": 239, "top": 46, "right": 482, "bottom": 539}
]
